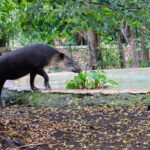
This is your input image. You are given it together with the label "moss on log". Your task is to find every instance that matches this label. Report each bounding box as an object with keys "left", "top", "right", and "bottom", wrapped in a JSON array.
[{"left": 1, "top": 90, "right": 150, "bottom": 108}]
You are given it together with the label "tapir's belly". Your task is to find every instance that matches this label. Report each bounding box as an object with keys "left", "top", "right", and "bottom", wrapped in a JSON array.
[{"left": 6, "top": 69, "right": 30, "bottom": 80}]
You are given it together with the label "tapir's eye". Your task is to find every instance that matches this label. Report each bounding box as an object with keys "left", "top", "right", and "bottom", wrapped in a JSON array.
[{"left": 59, "top": 53, "right": 64, "bottom": 59}]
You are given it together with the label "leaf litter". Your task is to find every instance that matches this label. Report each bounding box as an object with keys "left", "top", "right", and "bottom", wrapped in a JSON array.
[{"left": 0, "top": 105, "right": 150, "bottom": 150}]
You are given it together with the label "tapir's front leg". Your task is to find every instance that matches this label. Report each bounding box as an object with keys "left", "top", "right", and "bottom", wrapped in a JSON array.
[
  {"left": 0, "top": 80, "right": 6, "bottom": 107},
  {"left": 36, "top": 69, "right": 51, "bottom": 90},
  {"left": 30, "top": 73, "right": 39, "bottom": 91}
]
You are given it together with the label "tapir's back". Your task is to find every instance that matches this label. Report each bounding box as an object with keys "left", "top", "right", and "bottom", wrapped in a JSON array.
[{"left": 1, "top": 44, "right": 58, "bottom": 65}]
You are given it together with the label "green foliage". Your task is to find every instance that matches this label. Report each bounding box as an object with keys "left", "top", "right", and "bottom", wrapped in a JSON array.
[
  {"left": 100, "top": 37, "right": 121, "bottom": 68},
  {"left": 66, "top": 70, "right": 118, "bottom": 89},
  {"left": 127, "top": 58, "right": 134, "bottom": 67},
  {"left": 1, "top": 0, "right": 150, "bottom": 68},
  {"left": 100, "top": 48, "right": 121, "bottom": 69},
  {"left": 140, "top": 62, "right": 150, "bottom": 68},
  {"left": 63, "top": 39, "right": 77, "bottom": 47},
  {"left": 0, "top": 0, "right": 18, "bottom": 45}
]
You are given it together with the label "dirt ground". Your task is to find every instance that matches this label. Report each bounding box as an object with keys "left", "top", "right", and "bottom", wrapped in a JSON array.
[{"left": 0, "top": 105, "right": 150, "bottom": 150}]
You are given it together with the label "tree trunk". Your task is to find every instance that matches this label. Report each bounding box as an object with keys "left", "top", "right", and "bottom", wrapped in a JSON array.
[
  {"left": 141, "top": 31, "right": 149, "bottom": 65},
  {"left": 87, "top": 29, "right": 101, "bottom": 70},
  {"left": 0, "top": 35, "right": 7, "bottom": 47},
  {"left": 129, "top": 29, "right": 139, "bottom": 67},
  {"left": 0, "top": 28, "right": 9, "bottom": 47},
  {"left": 121, "top": 23, "right": 139, "bottom": 67},
  {"left": 116, "top": 32, "right": 126, "bottom": 68},
  {"left": 79, "top": 29, "right": 102, "bottom": 70}
]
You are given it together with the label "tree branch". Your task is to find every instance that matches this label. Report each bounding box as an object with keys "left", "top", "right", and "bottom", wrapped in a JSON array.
[{"left": 0, "top": 135, "right": 24, "bottom": 148}]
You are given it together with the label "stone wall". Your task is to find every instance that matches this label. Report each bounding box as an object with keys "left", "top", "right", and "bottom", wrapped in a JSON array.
[
  {"left": 123, "top": 45, "right": 150, "bottom": 67},
  {"left": 123, "top": 45, "right": 132, "bottom": 63},
  {"left": 56, "top": 46, "right": 88, "bottom": 70}
]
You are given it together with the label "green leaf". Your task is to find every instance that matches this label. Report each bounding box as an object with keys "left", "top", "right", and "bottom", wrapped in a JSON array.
[{"left": 66, "top": 70, "right": 118, "bottom": 89}]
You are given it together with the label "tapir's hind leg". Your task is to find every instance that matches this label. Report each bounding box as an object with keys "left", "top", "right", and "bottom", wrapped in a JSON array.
[
  {"left": 0, "top": 80, "right": 6, "bottom": 107},
  {"left": 30, "top": 73, "right": 39, "bottom": 91},
  {"left": 36, "top": 69, "right": 51, "bottom": 90}
]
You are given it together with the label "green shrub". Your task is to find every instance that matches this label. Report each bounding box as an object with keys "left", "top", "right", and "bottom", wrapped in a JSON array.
[
  {"left": 127, "top": 58, "right": 134, "bottom": 67},
  {"left": 66, "top": 70, "right": 118, "bottom": 89},
  {"left": 140, "top": 62, "right": 149, "bottom": 68},
  {"left": 101, "top": 48, "right": 121, "bottom": 69}
]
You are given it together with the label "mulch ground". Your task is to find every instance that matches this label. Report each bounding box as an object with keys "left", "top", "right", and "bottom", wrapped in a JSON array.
[{"left": 0, "top": 105, "right": 150, "bottom": 150}]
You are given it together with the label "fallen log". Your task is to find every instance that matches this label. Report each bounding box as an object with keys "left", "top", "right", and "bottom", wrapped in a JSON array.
[{"left": 0, "top": 135, "right": 24, "bottom": 149}]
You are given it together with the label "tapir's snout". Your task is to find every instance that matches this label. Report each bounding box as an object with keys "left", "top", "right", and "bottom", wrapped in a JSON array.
[{"left": 56, "top": 53, "right": 82, "bottom": 73}]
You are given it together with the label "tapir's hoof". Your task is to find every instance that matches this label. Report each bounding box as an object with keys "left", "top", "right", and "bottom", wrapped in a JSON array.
[
  {"left": 45, "top": 87, "right": 51, "bottom": 90},
  {"left": 45, "top": 84, "right": 51, "bottom": 90},
  {"left": 32, "top": 87, "right": 40, "bottom": 91}
]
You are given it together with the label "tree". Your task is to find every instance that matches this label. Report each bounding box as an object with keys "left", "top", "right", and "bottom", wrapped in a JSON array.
[
  {"left": 117, "top": 0, "right": 150, "bottom": 67},
  {"left": 18, "top": 0, "right": 150, "bottom": 69},
  {"left": 1, "top": 0, "right": 150, "bottom": 69},
  {"left": 5, "top": 0, "right": 115, "bottom": 69},
  {"left": 0, "top": 0, "right": 20, "bottom": 47}
]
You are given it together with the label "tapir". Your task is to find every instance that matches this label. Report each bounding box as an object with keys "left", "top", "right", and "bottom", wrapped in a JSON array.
[{"left": 0, "top": 44, "right": 81, "bottom": 107}]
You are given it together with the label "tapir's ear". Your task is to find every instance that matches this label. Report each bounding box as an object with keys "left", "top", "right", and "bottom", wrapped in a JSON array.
[{"left": 58, "top": 53, "right": 64, "bottom": 60}]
